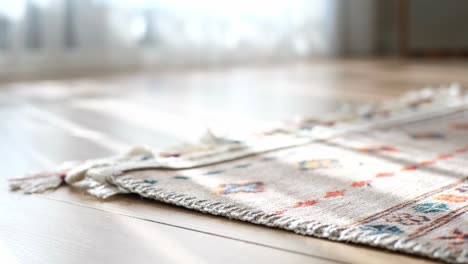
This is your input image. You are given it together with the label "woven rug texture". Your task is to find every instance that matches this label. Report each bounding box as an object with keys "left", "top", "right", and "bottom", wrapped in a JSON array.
[{"left": 9, "top": 87, "right": 468, "bottom": 263}]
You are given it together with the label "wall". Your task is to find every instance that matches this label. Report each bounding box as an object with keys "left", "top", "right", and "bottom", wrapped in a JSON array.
[{"left": 10, "top": 0, "right": 468, "bottom": 80}]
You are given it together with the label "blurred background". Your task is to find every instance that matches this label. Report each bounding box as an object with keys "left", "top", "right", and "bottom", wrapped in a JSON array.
[
  {"left": 2, "top": 2, "right": 468, "bottom": 264},
  {"left": 1, "top": 0, "right": 468, "bottom": 82}
]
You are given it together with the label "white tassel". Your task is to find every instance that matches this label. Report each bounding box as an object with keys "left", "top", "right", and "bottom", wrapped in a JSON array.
[
  {"left": 8, "top": 146, "right": 152, "bottom": 196},
  {"left": 9, "top": 172, "right": 65, "bottom": 194}
]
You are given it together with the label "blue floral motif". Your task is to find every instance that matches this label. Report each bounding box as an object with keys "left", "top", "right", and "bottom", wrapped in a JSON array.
[
  {"left": 410, "top": 132, "right": 445, "bottom": 139},
  {"left": 216, "top": 181, "right": 264, "bottom": 195},
  {"left": 174, "top": 176, "right": 190, "bottom": 180},
  {"left": 413, "top": 202, "right": 449, "bottom": 213},
  {"left": 360, "top": 225, "right": 404, "bottom": 235},
  {"left": 233, "top": 163, "right": 252, "bottom": 169},
  {"left": 204, "top": 170, "right": 224, "bottom": 175},
  {"left": 143, "top": 179, "right": 158, "bottom": 184},
  {"left": 140, "top": 156, "right": 154, "bottom": 161},
  {"left": 260, "top": 156, "right": 276, "bottom": 162}
]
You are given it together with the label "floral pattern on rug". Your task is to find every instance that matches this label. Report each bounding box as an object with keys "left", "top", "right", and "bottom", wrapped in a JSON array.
[
  {"left": 215, "top": 181, "right": 265, "bottom": 195},
  {"left": 436, "top": 228, "right": 468, "bottom": 246},
  {"left": 298, "top": 159, "right": 339, "bottom": 170}
]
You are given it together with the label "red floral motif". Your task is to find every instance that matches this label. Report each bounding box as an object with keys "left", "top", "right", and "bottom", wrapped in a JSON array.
[
  {"left": 401, "top": 165, "right": 418, "bottom": 171},
  {"left": 436, "top": 228, "right": 468, "bottom": 246},
  {"left": 375, "top": 172, "right": 394, "bottom": 178},
  {"left": 434, "top": 194, "right": 468, "bottom": 203},
  {"left": 437, "top": 154, "right": 453, "bottom": 160},
  {"left": 450, "top": 123, "right": 468, "bottom": 130},
  {"left": 325, "top": 190, "right": 345, "bottom": 198},
  {"left": 293, "top": 199, "right": 317, "bottom": 208},
  {"left": 420, "top": 160, "right": 436, "bottom": 166},
  {"left": 275, "top": 209, "right": 287, "bottom": 215},
  {"left": 384, "top": 213, "right": 430, "bottom": 226},
  {"left": 360, "top": 145, "right": 398, "bottom": 153},
  {"left": 453, "top": 147, "right": 468, "bottom": 154},
  {"left": 351, "top": 180, "right": 371, "bottom": 187}
]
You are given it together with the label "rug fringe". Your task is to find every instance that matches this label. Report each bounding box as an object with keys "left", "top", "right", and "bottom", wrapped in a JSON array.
[
  {"left": 8, "top": 146, "right": 154, "bottom": 195},
  {"left": 9, "top": 173, "right": 65, "bottom": 194}
]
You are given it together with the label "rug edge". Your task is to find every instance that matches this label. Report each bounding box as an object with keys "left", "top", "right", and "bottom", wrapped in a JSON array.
[{"left": 115, "top": 176, "right": 466, "bottom": 264}]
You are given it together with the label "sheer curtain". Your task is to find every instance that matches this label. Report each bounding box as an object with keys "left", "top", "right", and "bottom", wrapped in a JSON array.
[{"left": 0, "top": 0, "right": 377, "bottom": 77}]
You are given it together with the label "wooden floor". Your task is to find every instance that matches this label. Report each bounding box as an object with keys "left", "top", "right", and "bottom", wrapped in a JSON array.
[{"left": 2, "top": 59, "right": 468, "bottom": 264}]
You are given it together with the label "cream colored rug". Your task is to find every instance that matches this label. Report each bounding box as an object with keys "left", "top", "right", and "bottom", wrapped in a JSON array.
[{"left": 10, "top": 85, "right": 468, "bottom": 263}]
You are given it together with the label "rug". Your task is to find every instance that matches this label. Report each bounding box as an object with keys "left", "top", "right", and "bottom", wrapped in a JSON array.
[{"left": 9, "top": 85, "right": 468, "bottom": 263}]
